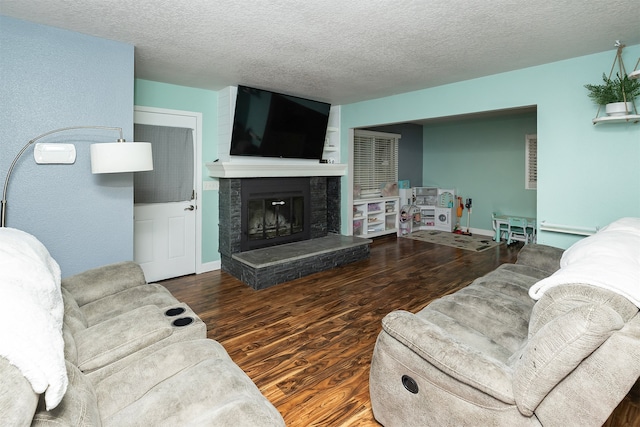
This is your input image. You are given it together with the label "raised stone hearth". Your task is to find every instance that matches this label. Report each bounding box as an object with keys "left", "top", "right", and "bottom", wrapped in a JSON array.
[
  {"left": 229, "top": 234, "right": 371, "bottom": 290},
  {"left": 218, "top": 176, "right": 371, "bottom": 289}
]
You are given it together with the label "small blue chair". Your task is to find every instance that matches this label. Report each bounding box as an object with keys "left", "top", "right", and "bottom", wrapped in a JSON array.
[
  {"left": 507, "top": 217, "right": 529, "bottom": 245},
  {"left": 492, "top": 212, "right": 509, "bottom": 242}
]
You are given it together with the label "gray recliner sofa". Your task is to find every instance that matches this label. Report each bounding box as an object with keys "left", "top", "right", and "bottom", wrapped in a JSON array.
[
  {"left": 370, "top": 218, "right": 640, "bottom": 426},
  {"left": 0, "top": 227, "right": 285, "bottom": 426},
  {"left": 60, "top": 261, "right": 208, "bottom": 384}
]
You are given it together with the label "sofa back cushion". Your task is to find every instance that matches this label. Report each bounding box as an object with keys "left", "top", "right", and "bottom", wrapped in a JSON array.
[
  {"left": 512, "top": 284, "right": 636, "bottom": 416},
  {"left": 515, "top": 244, "right": 564, "bottom": 275},
  {"left": 61, "top": 261, "right": 147, "bottom": 307}
]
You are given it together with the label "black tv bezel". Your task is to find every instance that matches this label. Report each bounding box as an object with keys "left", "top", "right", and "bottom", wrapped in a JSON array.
[{"left": 229, "top": 85, "right": 331, "bottom": 161}]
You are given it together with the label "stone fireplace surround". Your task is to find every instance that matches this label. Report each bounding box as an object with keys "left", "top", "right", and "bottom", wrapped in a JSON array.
[
  {"left": 218, "top": 175, "right": 371, "bottom": 289},
  {"left": 219, "top": 176, "right": 340, "bottom": 255}
]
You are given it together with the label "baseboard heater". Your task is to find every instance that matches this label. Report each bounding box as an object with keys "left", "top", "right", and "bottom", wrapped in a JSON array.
[{"left": 539, "top": 221, "right": 599, "bottom": 236}]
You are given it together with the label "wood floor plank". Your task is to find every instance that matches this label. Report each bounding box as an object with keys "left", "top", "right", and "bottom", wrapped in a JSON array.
[{"left": 160, "top": 235, "right": 639, "bottom": 426}]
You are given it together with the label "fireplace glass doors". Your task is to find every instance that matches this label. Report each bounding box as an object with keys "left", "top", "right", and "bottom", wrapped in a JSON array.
[
  {"left": 240, "top": 178, "right": 311, "bottom": 251},
  {"left": 247, "top": 196, "right": 303, "bottom": 241}
]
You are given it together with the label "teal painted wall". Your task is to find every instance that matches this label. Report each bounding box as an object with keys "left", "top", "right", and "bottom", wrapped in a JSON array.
[
  {"left": 1, "top": 16, "right": 135, "bottom": 276},
  {"left": 341, "top": 44, "right": 640, "bottom": 248},
  {"left": 133, "top": 79, "right": 220, "bottom": 263},
  {"left": 422, "top": 112, "right": 538, "bottom": 232}
]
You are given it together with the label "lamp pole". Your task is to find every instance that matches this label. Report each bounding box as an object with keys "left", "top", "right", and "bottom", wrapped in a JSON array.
[{"left": 1, "top": 126, "right": 124, "bottom": 227}]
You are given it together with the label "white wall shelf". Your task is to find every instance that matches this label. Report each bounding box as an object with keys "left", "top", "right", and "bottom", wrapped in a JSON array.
[{"left": 592, "top": 114, "right": 640, "bottom": 124}]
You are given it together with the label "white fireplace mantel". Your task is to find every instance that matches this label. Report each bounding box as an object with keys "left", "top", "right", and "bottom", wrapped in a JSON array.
[{"left": 205, "top": 161, "right": 347, "bottom": 178}]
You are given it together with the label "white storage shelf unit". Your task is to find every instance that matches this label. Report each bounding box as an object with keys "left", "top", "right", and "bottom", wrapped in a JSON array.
[{"left": 353, "top": 197, "right": 399, "bottom": 237}]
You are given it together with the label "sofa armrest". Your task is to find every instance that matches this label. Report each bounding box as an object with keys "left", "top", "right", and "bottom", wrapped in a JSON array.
[
  {"left": 74, "top": 305, "right": 172, "bottom": 372},
  {"left": 513, "top": 284, "right": 633, "bottom": 416},
  {"left": 381, "top": 310, "right": 515, "bottom": 404},
  {"left": 62, "top": 262, "right": 147, "bottom": 306},
  {"left": 0, "top": 356, "right": 39, "bottom": 425}
]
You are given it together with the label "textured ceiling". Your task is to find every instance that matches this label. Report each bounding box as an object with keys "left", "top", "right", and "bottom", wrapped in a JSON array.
[{"left": 1, "top": 0, "right": 639, "bottom": 104}]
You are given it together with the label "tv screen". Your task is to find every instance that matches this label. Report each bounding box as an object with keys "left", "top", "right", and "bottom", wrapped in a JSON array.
[{"left": 230, "top": 85, "right": 331, "bottom": 160}]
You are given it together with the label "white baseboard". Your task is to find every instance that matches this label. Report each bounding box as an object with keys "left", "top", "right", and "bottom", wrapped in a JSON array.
[{"left": 197, "top": 260, "right": 221, "bottom": 274}]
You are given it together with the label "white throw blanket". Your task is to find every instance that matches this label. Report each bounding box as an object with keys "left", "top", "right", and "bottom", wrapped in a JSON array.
[
  {"left": 0, "top": 228, "right": 67, "bottom": 410},
  {"left": 529, "top": 217, "right": 640, "bottom": 308}
]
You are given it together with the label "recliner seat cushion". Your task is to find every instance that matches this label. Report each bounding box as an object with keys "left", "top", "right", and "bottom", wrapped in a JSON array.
[
  {"left": 96, "top": 339, "right": 285, "bottom": 427},
  {"left": 75, "top": 305, "right": 174, "bottom": 372},
  {"left": 381, "top": 309, "right": 516, "bottom": 403}
]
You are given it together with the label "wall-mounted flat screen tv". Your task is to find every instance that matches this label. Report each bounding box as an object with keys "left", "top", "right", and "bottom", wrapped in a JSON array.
[{"left": 230, "top": 85, "right": 331, "bottom": 160}]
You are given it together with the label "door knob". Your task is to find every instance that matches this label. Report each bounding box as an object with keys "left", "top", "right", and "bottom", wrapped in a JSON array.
[{"left": 184, "top": 205, "right": 195, "bottom": 211}]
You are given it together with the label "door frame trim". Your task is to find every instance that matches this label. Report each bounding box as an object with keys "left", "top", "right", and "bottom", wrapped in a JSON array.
[{"left": 133, "top": 105, "right": 203, "bottom": 275}]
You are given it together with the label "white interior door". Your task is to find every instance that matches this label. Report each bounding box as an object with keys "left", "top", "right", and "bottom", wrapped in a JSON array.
[
  {"left": 133, "top": 201, "right": 195, "bottom": 281},
  {"left": 133, "top": 107, "right": 201, "bottom": 282}
]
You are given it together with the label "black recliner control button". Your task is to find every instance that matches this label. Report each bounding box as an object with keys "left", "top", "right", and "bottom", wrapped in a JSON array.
[{"left": 402, "top": 375, "right": 419, "bottom": 394}]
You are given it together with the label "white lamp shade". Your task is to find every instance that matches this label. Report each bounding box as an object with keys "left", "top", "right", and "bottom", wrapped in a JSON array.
[{"left": 90, "top": 142, "right": 153, "bottom": 174}]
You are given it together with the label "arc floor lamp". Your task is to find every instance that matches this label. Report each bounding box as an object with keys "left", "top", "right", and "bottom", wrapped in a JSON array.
[{"left": 1, "top": 125, "right": 153, "bottom": 228}]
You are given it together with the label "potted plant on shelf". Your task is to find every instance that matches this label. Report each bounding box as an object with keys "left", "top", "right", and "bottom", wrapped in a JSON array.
[{"left": 584, "top": 72, "right": 640, "bottom": 116}]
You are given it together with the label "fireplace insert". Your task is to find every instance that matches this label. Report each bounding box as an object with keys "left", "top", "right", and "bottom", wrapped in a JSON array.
[{"left": 240, "top": 178, "right": 311, "bottom": 251}]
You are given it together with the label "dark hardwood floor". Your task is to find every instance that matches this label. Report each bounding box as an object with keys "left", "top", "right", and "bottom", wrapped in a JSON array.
[{"left": 160, "top": 235, "right": 639, "bottom": 426}]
